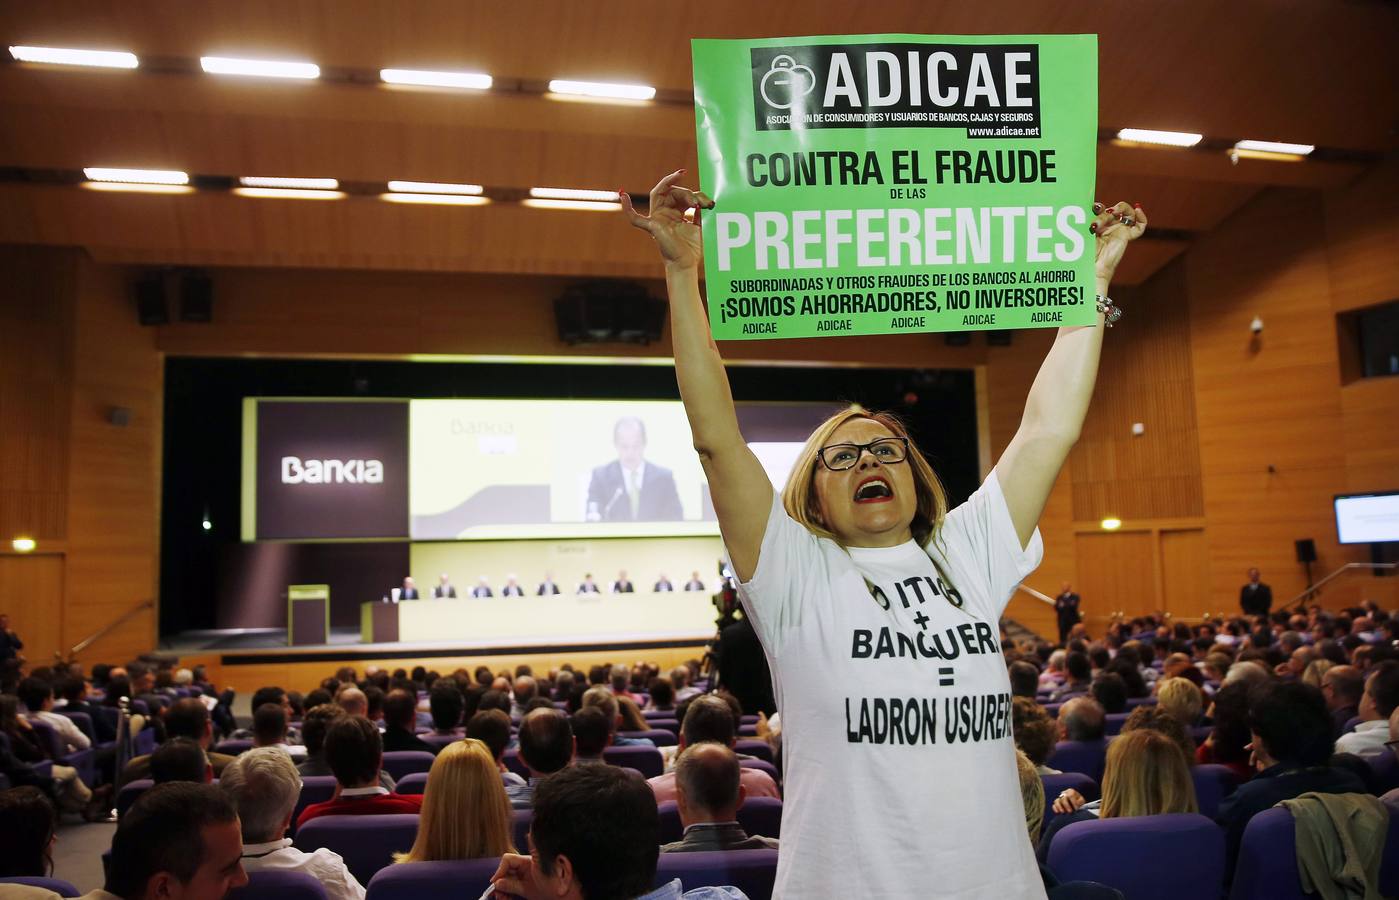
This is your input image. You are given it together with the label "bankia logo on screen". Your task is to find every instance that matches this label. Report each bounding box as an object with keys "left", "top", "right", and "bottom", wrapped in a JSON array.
[{"left": 255, "top": 401, "right": 408, "bottom": 540}]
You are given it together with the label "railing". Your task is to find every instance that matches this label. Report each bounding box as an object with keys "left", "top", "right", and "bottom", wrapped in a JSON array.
[
  {"left": 63, "top": 598, "right": 154, "bottom": 660},
  {"left": 1285, "top": 562, "right": 1397, "bottom": 608}
]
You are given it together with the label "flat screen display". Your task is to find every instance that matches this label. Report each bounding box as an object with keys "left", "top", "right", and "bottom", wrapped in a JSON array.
[{"left": 1335, "top": 491, "right": 1399, "bottom": 544}]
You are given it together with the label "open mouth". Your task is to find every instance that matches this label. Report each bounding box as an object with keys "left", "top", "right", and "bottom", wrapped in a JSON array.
[{"left": 853, "top": 476, "right": 894, "bottom": 504}]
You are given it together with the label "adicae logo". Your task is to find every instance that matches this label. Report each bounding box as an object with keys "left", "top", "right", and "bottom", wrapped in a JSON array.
[{"left": 759, "top": 55, "right": 816, "bottom": 109}]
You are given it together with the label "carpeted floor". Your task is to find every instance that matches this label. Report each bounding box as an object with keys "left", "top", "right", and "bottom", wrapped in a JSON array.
[{"left": 52, "top": 819, "right": 116, "bottom": 893}]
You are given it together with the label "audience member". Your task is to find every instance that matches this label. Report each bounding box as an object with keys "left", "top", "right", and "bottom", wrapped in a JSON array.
[
  {"left": 512, "top": 676, "right": 540, "bottom": 717},
  {"left": 1057, "top": 697, "right": 1105, "bottom": 743},
  {"left": 1321, "top": 664, "right": 1365, "bottom": 738},
  {"left": 0, "top": 785, "right": 57, "bottom": 878},
  {"left": 662, "top": 743, "right": 778, "bottom": 853},
  {"left": 510, "top": 708, "right": 575, "bottom": 809},
  {"left": 582, "top": 687, "right": 654, "bottom": 747},
  {"left": 381, "top": 689, "right": 434, "bottom": 754},
  {"left": 1, "top": 692, "right": 100, "bottom": 818},
  {"left": 393, "top": 739, "right": 516, "bottom": 863},
  {"left": 252, "top": 702, "right": 306, "bottom": 759},
  {"left": 428, "top": 681, "right": 464, "bottom": 734},
  {"left": 1014, "top": 749, "right": 1045, "bottom": 844},
  {"left": 1155, "top": 677, "right": 1204, "bottom": 729},
  {"left": 1007, "top": 661, "right": 1040, "bottom": 699},
  {"left": 1011, "top": 697, "right": 1060, "bottom": 775},
  {"left": 232, "top": 687, "right": 300, "bottom": 744},
  {"left": 336, "top": 686, "right": 369, "bottom": 717},
  {"left": 296, "top": 716, "right": 423, "bottom": 828},
  {"left": 1049, "top": 653, "right": 1092, "bottom": 702},
  {"left": 467, "top": 709, "right": 525, "bottom": 789},
  {"left": 1039, "top": 729, "right": 1197, "bottom": 862},
  {"left": 648, "top": 695, "right": 779, "bottom": 804},
  {"left": 645, "top": 677, "right": 676, "bottom": 713},
  {"left": 490, "top": 764, "right": 744, "bottom": 900},
  {"left": 1089, "top": 672, "right": 1127, "bottom": 714},
  {"left": 571, "top": 707, "right": 612, "bottom": 763},
  {"left": 1216, "top": 681, "right": 1367, "bottom": 882},
  {"left": 17, "top": 677, "right": 90, "bottom": 754},
  {"left": 670, "top": 666, "right": 701, "bottom": 703},
  {"left": 1120, "top": 706, "right": 1195, "bottom": 766},
  {"left": 617, "top": 695, "right": 649, "bottom": 733},
  {"left": 1195, "top": 681, "right": 1253, "bottom": 781},
  {"left": 105, "top": 782, "right": 249, "bottom": 900},
  {"left": 1335, "top": 661, "right": 1399, "bottom": 759},
  {"left": 297, "top": 704, "right": 396, "bottom": 791},
  {"left": 149, "top": 737, "right": 212, "bottom": 784},
  {"left": 219, "top": 748, "right": 365, "bottom": 900}
]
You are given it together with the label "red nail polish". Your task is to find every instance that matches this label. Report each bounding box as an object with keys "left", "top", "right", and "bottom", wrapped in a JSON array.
[{"left": 1134, "top": 202, "right": 1143, "bottom": 209}]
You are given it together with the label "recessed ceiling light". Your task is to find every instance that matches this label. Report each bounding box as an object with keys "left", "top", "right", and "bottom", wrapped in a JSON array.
[
  {"left": 1234, "top": 140, "right": 1314, "bottom": 156},
  {"left": 238, "top": 176, "right": 339, "bottom": 190},
  {"left": 380, "top": 68, "right": 492, "bottom": 90},
  {"left": 9, "top": 45, "right": 138, "bottom": 68},
  {"left": 233, "top": 187, "right": 344, "bottom": 200},
  {"left": 11, "top": 537, "right": 36, "bottom": 552},
  {"left": 83, "top": 182, "right": 194, "bottom": 194},
  {"left": 381, "top": 192, "right": 490, "bottom": 206},
  {"left": 547, "top": 79, "right": 656, "bottom": 101},
  {"left": 528, "top": 187, "right": 621, "bottom": 202},
  {"left": 522, "top": 198, "right": 622, "bottom": 212},
  {"left": 200, "top": 56, "right": 319, "bottom": 79},
  {"left": 1114, "top": 128, "right": 1203, "bottom": 148},
  {"left": 386, "top": 181, "right": 483, "bottom": 195},
  {"left": 83, "top": 167, "right": 189, "bottom": 185},
  {"left": 1100, "top": 517, "right": 1123, "bottom": 531}
]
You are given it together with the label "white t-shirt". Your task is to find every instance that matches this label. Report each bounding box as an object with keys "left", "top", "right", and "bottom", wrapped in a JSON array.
[{"left": 736, "top": 469, "right": 1046, "bottom": 899}]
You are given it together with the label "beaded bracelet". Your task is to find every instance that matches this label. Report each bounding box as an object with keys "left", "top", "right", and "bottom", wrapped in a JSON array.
[{"left": 1095, "top": 295, "right": 1123, "bottom": 328}]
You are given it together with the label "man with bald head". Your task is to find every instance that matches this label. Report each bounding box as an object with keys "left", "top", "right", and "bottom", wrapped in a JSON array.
[
  {"left": 1322, "top": 665, "right": 1365, "bottom": 738},
  {"left": 661, "top": 743, "right": 780, "bottom": 853},
  {"left": 511, "top": 675, "right": 538, "bottom": 717},
  {"left": 648, "top": 694, "right": 779, "bottom": 804},
  {"left": 584, "top": 416, "right": 684, "bottom": 522},
  {"left": 1057, "top": 697, "right": 1106, "bottom": 743},
  {"left": 336, "top": 686, "right": 368, "bottom": 718}
]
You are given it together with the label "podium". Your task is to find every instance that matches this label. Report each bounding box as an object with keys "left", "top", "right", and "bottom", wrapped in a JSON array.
[
  {"left": 288, "top": 584, "right": 329, "bottom": 646},
  {"left": 361, "top": 601, "right": 401, "bottom": 644}
]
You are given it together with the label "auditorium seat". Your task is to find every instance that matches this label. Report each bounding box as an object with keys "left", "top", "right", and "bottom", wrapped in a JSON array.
[
  {"left": 738, "top": 757, "right": 781, "bottom": 787},
  {"left": 1047, "top": 740, "right": 1108, "bottom": 783},
  {"left": 1367, "top": 751, "right": 1399, "bottom": 795},
  {"left": 736, "top": 796, "right": 782, "bottom": 839},
  {"left": 733, "top": 739, "right": 774, "bottom": 765},
  {"left": 1190, "top": 764, "right": 1239, "bottom": 819},
  {"left": 1039, "top": 772, "right": 1099, "bottom": 834},
  {"left": 655, "top": 849, "right": 778, "bottom": 900},
  {"left": 512, "top": 807, "right": 531, "bottom": 850},
  {"left": 380, "top": 751, "right": 435, "bottom": 780},
  {"left": 1190, "top": 725, "right": 1213, "bottom": 746},
  {"left": 116, "top": 779, "right": 153, "bottom": 818},
  {"left": 738, "top": 724, "right": 758, "bottom": 737},
  {"left": 1227, "top": 807, "right": 1308, "bottom": 900},
  {"left": 1103, "top": 713, "right": 1130, "bottom": 736},
  {"left": 739, "top": 715, "right": 759, "bottom": 725},
  {"left": 502, "top": 749, "right": 530, "bottom": 779},
  {"left": 133, "top": 726, "right": 157, "bottom": 756},
  {"left": 0, "top": 876, "right": 79, "bottom": 897},
  {"left": 419, "top": 733, "right": 462, "bottom": 752},
  {"left": 293, "top": 814, "right": 420, "bottom": 885},
  {"left": 54, "top": 709, "right": 97, "bottom": 743},
  {"left": 215, "top": 739, "right": 254, "bottom": 755},
  {"left": 394, "top": 772, "right": 429, "bottom": 795},
  {"left": 364, "top": 858, "right": 501, "bottom": 900},
  {"left": 291, "top": 776, "right": 339, "bottom": 835},
  {"left": 647, "top": 719, "right": 681, "bottom": 734},
  {"left": 619, "top": 728, "right": 677, "bottom": 747},
  {"left": 1342, "top": 715, "right": 1362, "bottom": 735},
  {"left": 603, "top": 746, "right": 664, "bottom": 778},
  {"left": 1125, "top": 697, "right": 1157, "bottom": 708},
  {"left": 1381, "top": 796, "right": 1399, "bottom": 897},
  {"left": 657, "top": 801, "right": 683, "bottom": 843},
  {"left": 228, "top": 870, "right": 329, "bottom": 900},
  {"left": 27, "top": 719, "right": 97, "bottom": 787},
  {"left": 1047, "top": 814, "right": 1224, "bottom": 900}
]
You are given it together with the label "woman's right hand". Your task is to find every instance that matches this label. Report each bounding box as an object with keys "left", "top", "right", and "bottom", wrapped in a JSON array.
[
  {"left": 621, "top": 170, "right": 713, "bottom": 271},
  {"left": 1051, "top": 788, "right": 1085, "bottom": 815}
]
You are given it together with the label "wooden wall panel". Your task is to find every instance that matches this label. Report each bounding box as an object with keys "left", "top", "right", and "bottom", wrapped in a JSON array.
[
  {"left": 63, "top": 257, "right": 161, "bottom": 665},
  {"left": 1159, "top": 529, "right": 1210, "bottom": 619},
  {"left": 0, "top": 247, "right": 74, "bottom": 543},
  {"left": 1074, "top": 531, "right": 1157, "bottom": 625},
  {"left": 0, "top": 553, "right": 65, "bottom": 666}
]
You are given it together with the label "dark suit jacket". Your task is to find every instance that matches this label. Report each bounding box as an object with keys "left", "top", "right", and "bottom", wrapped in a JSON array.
[
  {"left": 611, "top": 581, "right": 635, "bottom": 593},
  {"left": 586, "top": 461, "right": 683, "bottom": 522},
  {"left": 1054, "top": 592, "right": 1081, "bottom": 623},
  {"left": 502, "top": 586, "right": 524, "bottom": 597},
  {"left": 382, "top": 726, "right": 436, "bottom": 755},
  {"left": 716, "top": 617, "right": 776, "bottom": 716},
  {"left": 1217, "top": 762, "right": 1367, "bottom": 882},
  {"left": 684, "top": 580, "right": 707, "bottom": 592},
  {"left": 1239, "top": 582, "right": 1272, "bottom": 617},
  {"left": 654, "top": 581, "right": 674, "bottom": 592},
  {"left": 432, "top": 586, "right": 457, "bottom": 598},
  {"left": 537, "top": 582, "right": 561, "bottom": 595},
  {"left": 0, "top": 630, "right": 22, "bottom": 662},
  {"left": 470, "top": 586, "right": 494, "bottom": 598},
  {"left": 660, "top": 822, "right": 779, "bottom": 853},
  {"left": 401, "top": 588, "right": 420, "bottom": 600}
]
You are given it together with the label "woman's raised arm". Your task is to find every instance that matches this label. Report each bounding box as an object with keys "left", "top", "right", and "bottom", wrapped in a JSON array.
[
  {"left": 997, "top": 201, "right": 1148, "bottom": 548},
  {"left": 622, "top": 171, "right": 774, "bottom": 581}
]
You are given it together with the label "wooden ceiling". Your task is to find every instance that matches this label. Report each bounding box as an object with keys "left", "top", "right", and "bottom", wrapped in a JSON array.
[{"left": 0, "top": 0, "right": 1394, "bottom": 285}]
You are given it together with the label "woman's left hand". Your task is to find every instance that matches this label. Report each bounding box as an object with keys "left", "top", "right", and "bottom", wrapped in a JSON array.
[
  {"left": 1052, "top": 788, "right": 1086, "bottom": 815},
  {"left": 1091, "top": 201, "right": 1148, "bottom": 286}
]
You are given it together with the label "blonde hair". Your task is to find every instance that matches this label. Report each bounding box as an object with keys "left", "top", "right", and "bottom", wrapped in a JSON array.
[
  {"left": 1155, "top": 678, "right": 1204, "bottom": 727},
  {"left": 1015, "top": 749, "right": 1045, "bottom": 843},
  {"left": 1301, "top": 658, "right": 1333, "bottom": 689},
  {"left": 393, "top": 739, "right": 515, "bottom": 863},
  {"left": 1100, "top": 729, "right": 1197, "bottom": 819},
  {"left": 781, "top": 405, "right": 950, "bottom": 548}
]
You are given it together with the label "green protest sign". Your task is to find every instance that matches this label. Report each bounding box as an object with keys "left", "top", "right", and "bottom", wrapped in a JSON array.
[{"left": 691, "top": 34, "right": 1098, "bottom": 340}]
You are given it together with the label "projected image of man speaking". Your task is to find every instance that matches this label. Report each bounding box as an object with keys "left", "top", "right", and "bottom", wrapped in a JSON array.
[{"left": 586, "top": 416, "right": 684, "bottom": 522}]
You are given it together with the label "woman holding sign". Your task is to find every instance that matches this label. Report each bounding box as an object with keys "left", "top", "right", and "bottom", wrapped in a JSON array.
[{"left": 622, "top": 171, "right": 1143, "bottom": 899}]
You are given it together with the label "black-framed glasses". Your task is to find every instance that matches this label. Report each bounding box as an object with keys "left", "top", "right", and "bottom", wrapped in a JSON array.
[{"left": 818, "top": 436, "right": 909, "bottom": 471}]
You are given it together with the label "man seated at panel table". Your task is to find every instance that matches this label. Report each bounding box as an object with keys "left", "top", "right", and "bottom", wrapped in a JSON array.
[
  {"left": 501, "top": 574, "right": 526, "bottom": 597},
  {"left": 682, "top": 571, "right": 707, "bottom": 592},
  {"left": 648, "top": 696, "right": 779, "bottom": 804},
  {"left": 221, "top": 747, "right": 366, "bottom": 900},
  {"left": 431, "top": 573, "right": 456, "bottom": 599},
  {"left": 537, "top": 572, "right": 562, "bottom": 595},
  {"left": 611, "top": 570, "right": 636, "bottom": 594},
  {"left": 654, "top": 574, "right": 675, "bottom": 592},
  {"left": 508, "top": 708, "right": 575, "bottom": 809},
  {"left": 471, "top": 576, "right": 494, "bottom": 598},
  {"left": 576, "top": 573, "right": 602, "bottom": 594},
  {"left": 489, "top": 765, "right": 747, "bottom": 900},
  {"left": 399, "top": 577, "right": 420, "bottom": 600},
  {"left": 296, "top": 715, "right": 423, "bottom": 828},
  {"left": 662, "top": 743, "right": 779, "bottom": 854},
  {"left": 120, "top": 698, "right": 237, "bottom": 789}
]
